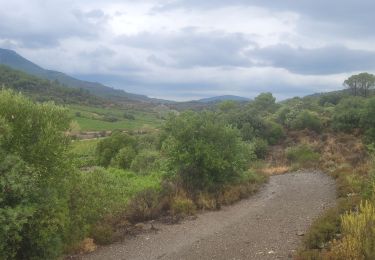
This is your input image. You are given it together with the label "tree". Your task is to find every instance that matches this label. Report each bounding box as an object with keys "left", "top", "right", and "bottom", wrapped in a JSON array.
[
  {"left": 250, "top": 92, "right": 279, "bottom": 114},
  {"left": 162, "top": 111, "right": 251, "bottom": 193},
  {"left": 344, "top": 73, "right": 375, "bottom": 97}
]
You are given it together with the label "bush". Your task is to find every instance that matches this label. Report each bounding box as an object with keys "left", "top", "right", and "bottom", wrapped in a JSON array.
[
  {"left": 130, "top": 150, "right": 161, "bottom": 174},
  {"left": 136, "top": 132, "right": 160, "bottom": 151},
  {"left": 361, "top": 97, "right": 375, "bottom": 143},
  {"left": 0, "top": 90, "right": 72, "bottom": 259},
  {"left": 0, "top": 153, "right": 37, "bottom": 259},
  {"left": 96, "top": 131, "right": 136, "bottom": 167},
  {"left": 126, "top": 189, "right": 163, "bottom": 222},
  {"left": 162, "top": 111, "right": 252, "bottom": 193},
  {"left": 263, "top": 120, "right": 285, "bottom": 145},
  {"left": 303, "top": 208, "right": 340, "bottom": 250},
  {"left": 111, "top": 146, "right": 137, "bottom": 169},
  {"left": 249, "top": 138, "right": 269, "bottom": 159},
  {"left": 332, "top": 97, "right": 365, "bottom": 132},
  {"left": 327, "top": 201, "right": 375, "bottom": 259},
  {"left": 292, "top": 110, "right": 322, "bottom": 132},
  {"left": 123, "top": 112, "right": 135, "bottom": 120},
  {"left": 90, "top": 223, "right": 115, "bottom": 245},
  {"left": 319, "top": 93, "right": 344, "bottom": 106},
  {"left": 171, "top": 196, "right": 196, "bottom": 217},
  {"left": 286, "top": 144, "right": 320, "bottom": 168}
]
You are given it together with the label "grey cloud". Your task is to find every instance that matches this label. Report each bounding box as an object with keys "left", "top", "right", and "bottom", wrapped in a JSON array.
[
  {"left": 155, "top": 0, "right": 375, "bottom": 38},
  {"left": 249, "top": 44, "right": 375, "bottom": 75},
  {"left": 78, "top": 46, "right": 116, "bottom": 59},
  {"left": 116, "top": 29, "right": 254, "bottom": 68},
  {"left": 0, "top": 2, "right": 109, "bottom": 48}
]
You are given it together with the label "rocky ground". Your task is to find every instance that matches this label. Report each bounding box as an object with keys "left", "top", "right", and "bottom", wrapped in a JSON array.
[{"left": 81, "top": 171, "right": 336, "bottom": 260}]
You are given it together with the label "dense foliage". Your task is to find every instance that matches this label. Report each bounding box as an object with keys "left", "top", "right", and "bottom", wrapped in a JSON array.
[
  {"left": 0, "top": 90, "right": 72, "bottom": 259},
  {"left": 162, "top": 111, "right": 252, "bottom": 193}
]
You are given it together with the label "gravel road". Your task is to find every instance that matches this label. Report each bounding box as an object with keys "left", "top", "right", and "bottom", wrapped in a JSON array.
[{"left": 82, "top": 171, "right": 336, "bottom": 260}]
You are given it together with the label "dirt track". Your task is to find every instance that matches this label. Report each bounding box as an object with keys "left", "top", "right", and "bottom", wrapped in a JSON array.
[{"left": 83, "top": 171, "right": 336, "bottom": 260}]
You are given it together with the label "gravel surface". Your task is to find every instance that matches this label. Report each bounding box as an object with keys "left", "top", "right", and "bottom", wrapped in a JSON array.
[{"left": 82, "top": 171, "right": 336, "bottom": 260}]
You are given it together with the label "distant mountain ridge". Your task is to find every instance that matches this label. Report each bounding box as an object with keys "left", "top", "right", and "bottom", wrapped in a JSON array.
[
  {"left": 0, "top": 48, "right": 252, "bottom": 105},
  {"left": 197, "top": 95, "right": 250, "bottom": 103},
  {"left": 0, "top": 48, "right": 160, "bottom": 103}
]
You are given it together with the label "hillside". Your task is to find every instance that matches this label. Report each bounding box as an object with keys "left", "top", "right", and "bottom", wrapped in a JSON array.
[
  {"left": 0, "top": 65, "right": 106, "bottom": 105},
  {"left": 0, "top": 48, "right": 160, "bottom": 103}
]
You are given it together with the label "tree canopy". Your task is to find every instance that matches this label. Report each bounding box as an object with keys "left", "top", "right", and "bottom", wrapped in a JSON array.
[{"left": 343, "top": 72, "right": 375, "bottom": 97}]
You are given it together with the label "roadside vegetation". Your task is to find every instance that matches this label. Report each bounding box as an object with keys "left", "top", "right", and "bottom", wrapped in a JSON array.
[{"left": 1, "top": 71, "right": 375, "bottom": 259}]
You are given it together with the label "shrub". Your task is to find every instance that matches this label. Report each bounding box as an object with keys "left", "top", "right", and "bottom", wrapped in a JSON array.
[
  {"left": 130, "top": 150, "right": 161, "bottom": 174},
  {"left": 319, "top": 93, "right": 344, "bottom": 106},
  {"left": 0, "top": 90, "right": 72, "bottom": 259},
  {"left": 249, "top": 138, "right": 269, "bottom": 159},
  {"left": 162, "top": 111, "right": 251, "bottom": 193},
  {"left": 361, "top": 97, "right": 375, "bottom": 143},
  {"left": 327, "top": 201, "right": 375, "bottom": 260},
  {"left": 126, "top": 189, "right": 163, "bottom": 222},
  {"left": 111, "top": 146, "right": 137, "bottom": 169},
  {"left": 332, "top": 97, "right": 365, "bottom": 132},
  {"left": 286, "top": 144, "right": 320, "bottom": 168},
  {"left": 123, "top": 112, "right": 135, "bottom": 120},
  {"left": 96, "top": 131, "right": 136, "bottom": 167},
  {"left": 292, "top": 110, "right": 322, "bottom": 133},
  {"left": 0, "top": 153, "right": 37, "bottom": 259},
  {"left": 171, "top": 196, "right": 196, "bottom": 217},
  {"left": 303, "top": 208, "right": 341, "bottom": 250},
  {"left": 90, "top": 223, "right": 115, "bottom": 245},
  {"left": 263, "top": 120, "right": 285, "bottom": 145}
]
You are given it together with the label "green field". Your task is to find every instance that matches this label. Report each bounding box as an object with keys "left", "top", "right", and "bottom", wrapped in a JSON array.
[{"left": 68, "top": 104, "right": 163, "bottom": 131}]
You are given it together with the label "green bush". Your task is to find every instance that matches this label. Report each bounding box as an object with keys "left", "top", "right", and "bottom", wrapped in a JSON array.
[
  {"left": 123, "top": 112, "right": 135, "bottom": 120},
  {"left": 0, "top": 90, "right": 72, "bottom": 259},
  {"left": 0, "top": 152, "right": 37, "bottom": 259},
  {"left": 96, "top": 131, "right": 136, "bottom": 167},
  {"left": 286, "top": 144, "right": 320, "bottom": 168},
  {"left": 163, "top": 111, "right": 252, "bottom": 193},
  {"left": 262, "top": 120, "right": 285, "bottom": 145},
  {"left": 332, "top": 97, "right": 365, "bottom": 132},
  {"left": 361, "top": 97, "right": 375, "bottom": 143},
  {"left": 111, "top": 146, "right": 137, "bottom": 169},
  {"left": 249, "top": 138, "right": 269, "bottom": 159},
  {"left": 136, "top": 132, "right": 160, "bottom": 150},
  {"left": 303, "top": 208, "right": 340, "bottom": 249},
  {"left": 292, "top": 110, "right": 322, "bottom": 132},
  {"left": 130, "top": 150, "right": 161, "bottom": 174}
]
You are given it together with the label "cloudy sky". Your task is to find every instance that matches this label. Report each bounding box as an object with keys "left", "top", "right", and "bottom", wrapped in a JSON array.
[{"left": 0, "top": 0, "right": 374, "bottom": 100}]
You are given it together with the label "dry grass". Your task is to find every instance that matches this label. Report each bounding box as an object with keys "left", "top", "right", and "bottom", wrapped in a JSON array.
[
  {"left": 295, "top": 130, "right": 375, "bottom": 259},
  {"left": 260, "top": 165, "right": 290, "bottom": 176},
  {"left": 78, "top": 238, "right": 97, "bottom": 254}
]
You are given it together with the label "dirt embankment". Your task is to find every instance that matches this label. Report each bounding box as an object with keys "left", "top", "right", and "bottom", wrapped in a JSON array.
[{"left": 82, "top": 171, "right": 336, "bottom": 260}]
